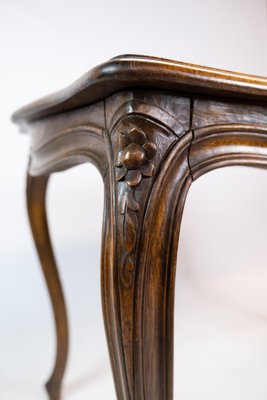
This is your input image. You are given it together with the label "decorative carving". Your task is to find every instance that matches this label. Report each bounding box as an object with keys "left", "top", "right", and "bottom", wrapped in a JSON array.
[
  {"left": 115, "top": 128, "right": 157, "bottom": 187},
  {"left": 17, "top": 55, "right": 267, "bottom": 400},
  {"left": 111, "top": 117, "right": 177, "bottom": 290},
  {"left": 108, "top": 106, "right": 185, "bottom": 399},
  {"left": 114, "top": 127, "right": 157, "bottom": 287},
  {"left": 118, "top": 188, "right": 138, "bottom": 288}
]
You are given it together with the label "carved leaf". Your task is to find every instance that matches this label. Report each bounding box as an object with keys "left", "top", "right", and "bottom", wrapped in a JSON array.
[
  {"left": 127, "top": 190, "right": 139, "bottom": 211},
  {"left": 119, "top": 191, "right": 128, "bottom": 215},
  {"left": 126, "top": 255, "right": 135, "bottom": 272},
  {"left": 121, "top": 253, "right": 133, "bottom": 288},
  {"left": 124, "top": 210, "right": 138, "bottom": 252}
]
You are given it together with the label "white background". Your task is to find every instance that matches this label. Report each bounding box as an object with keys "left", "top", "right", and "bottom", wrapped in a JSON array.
[{"left": 1, "top": 0, "right": 267, "bottom": 399}]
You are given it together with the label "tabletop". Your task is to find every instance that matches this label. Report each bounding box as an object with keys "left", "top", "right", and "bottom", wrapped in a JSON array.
[{"left": 12, "top": 54, "right": 267, "bottom": 125}]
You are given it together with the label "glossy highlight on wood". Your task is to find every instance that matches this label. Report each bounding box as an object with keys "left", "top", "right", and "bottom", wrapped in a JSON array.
[{"left": 12, "top": 55, "right": 267, "bottom": 400}]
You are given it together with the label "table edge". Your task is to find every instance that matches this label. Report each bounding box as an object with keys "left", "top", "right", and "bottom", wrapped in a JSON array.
[{"left": 12, "top": 54, "right": 267, "bottom": 125}]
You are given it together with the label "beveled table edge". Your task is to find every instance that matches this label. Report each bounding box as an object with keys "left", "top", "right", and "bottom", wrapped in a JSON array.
[{"left": 12, "top": 54, "right": 267, "bottom": 125}]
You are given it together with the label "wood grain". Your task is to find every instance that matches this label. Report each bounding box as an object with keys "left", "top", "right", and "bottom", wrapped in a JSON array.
[
  {"left": 12, "top": 54, "right": 267, "bottom": 125},
  {"left": 12, "top": 55, "right": 267, "bottom": 400},
  {"left": 26, "top": 174, "right": 68, "bottom": 400}
]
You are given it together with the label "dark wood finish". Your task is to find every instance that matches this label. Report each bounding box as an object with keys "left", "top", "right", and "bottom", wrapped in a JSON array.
[
  {"left": 12, "top": 54, "right": 267, "bottom": 125},
  {"left": 12, "top": 55, "right": 267, "bottom": 400},
  {"left": 26, "top": 174, "right": 68, "bottom": 400},
  {"left": 103, "top": 91, "right": 192, "bottom": 400}
]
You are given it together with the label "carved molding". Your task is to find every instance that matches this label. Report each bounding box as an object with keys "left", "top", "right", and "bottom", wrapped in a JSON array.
[
  {"left": 29, "top": 127, "right": 107, "bottom": 176},
  {"left": 190, "top": 123, "right": 267, "bottom": 180}
]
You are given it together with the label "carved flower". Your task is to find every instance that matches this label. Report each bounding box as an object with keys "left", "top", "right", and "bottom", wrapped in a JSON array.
[{"left": 115, "top": 128, "right": 157, "bottom": 187}]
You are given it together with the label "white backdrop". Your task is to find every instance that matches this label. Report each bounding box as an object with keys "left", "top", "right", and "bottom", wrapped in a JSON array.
[{"left": 1, "top": 0, "right": 267, "bottom": 399}]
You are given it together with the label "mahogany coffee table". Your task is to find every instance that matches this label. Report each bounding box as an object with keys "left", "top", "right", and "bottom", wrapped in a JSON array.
[{"left": 12, "top": 55, "right": 267, "bottom": 400}]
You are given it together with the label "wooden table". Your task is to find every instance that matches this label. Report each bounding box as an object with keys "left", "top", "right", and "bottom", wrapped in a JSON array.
[{"left": 12, "top": 55, "right": 267, "bottom": 400}]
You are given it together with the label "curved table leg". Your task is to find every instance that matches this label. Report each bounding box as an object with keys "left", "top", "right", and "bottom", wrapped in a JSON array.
[
  {"left": 101, "top": 114, "right": 193, "bottom": 400},
  {"left": 27, "top": 173, "right": 69, "bottom": 400}
]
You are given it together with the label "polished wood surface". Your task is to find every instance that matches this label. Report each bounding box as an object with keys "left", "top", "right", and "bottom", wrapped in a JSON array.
[
  {"left": 26, "top": 174, "right": 68, "bottom": 400},
  {"left": 12, "top": 55, "right": 267, "bottom": 400},
  {"left": 12, "top": 54, "right": 267, "bottom": 124}
]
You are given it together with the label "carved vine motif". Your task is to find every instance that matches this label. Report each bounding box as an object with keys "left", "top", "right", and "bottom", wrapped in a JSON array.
[
  {"left": 115, "top": 127, "right": 157, "bottom": 288},
  {"left": 120, "top": 189, "right": 139, "bottom": 288}
]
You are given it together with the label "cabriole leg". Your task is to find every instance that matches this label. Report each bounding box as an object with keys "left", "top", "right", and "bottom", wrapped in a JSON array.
[
  {"left": 101, "top": 114, "right": 193, "bottom": 399},
  {"left": 26, "top": 173, "right": 69, "bottom": 400}
]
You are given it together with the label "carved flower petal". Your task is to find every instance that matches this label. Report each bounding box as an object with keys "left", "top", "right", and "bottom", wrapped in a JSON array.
[
  {"left": 125, "top": 169, "right": 142, "bottom": 187},
  {"left": 116, "top": 166, "right": 127, "bottom": 181},
  {"left": 119, "top": 133, "right": 131, "bottom": 149},
  {"left": 141, "top": 162, "right": 155, "bottom": 177},
  {"left": 115, "top": 151, "right": 123, "bottom": 167},
  {"left": 143, "top": 142, "right": 157, "bottom": 159},
  {"left": 129, "top": 128, "right": 146, "bottom": 145},
  {"left": 127, "top": 190, "right": 140, "bottom": 211}
]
